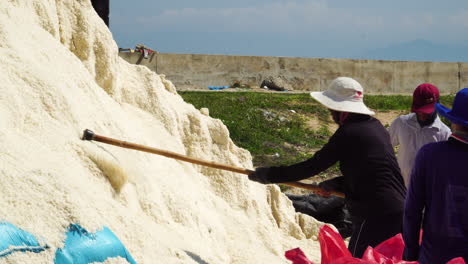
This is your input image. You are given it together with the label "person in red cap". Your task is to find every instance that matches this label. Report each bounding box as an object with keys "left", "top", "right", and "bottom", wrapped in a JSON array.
[
  {"left": 403, "top": 87, "right": 468, "bottom": 263},
  {"left": 388, "top": 83, "right": 451, "bottom": 186}
]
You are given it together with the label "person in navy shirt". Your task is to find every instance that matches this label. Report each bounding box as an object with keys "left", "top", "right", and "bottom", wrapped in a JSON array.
[{"left": 403, "top": 88, "right": 468, "bottom": 264}]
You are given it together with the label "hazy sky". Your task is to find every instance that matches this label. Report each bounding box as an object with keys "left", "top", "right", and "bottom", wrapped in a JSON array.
[{"left": 110, "top": 0, "right": 468, "bottom": 62}]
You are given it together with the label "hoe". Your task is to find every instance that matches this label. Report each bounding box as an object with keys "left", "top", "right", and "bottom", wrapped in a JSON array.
[{"left": 82, "top": 129, "right": 344, "bottom": 197}]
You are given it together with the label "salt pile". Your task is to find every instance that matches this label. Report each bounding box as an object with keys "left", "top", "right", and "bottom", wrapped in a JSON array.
[{"left": 0, "top": 1, "right": 322, "bottom": 263}]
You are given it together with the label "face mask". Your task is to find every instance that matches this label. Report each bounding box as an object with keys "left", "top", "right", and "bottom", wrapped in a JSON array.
[
  {"left": 416, "top": 111, "right": 437, "bottom": 127},
  {"left": 330, "top": 110, "right": 340, "bottom": 124},
  {"left": 330, "top": 110, "right": 349, "bottom": 125}
]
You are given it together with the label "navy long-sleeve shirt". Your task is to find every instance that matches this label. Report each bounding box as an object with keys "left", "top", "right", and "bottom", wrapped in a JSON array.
[
  {"left": 403, "top": 137, "right": 468, "bottom": 264},
  {"left": 264, "top": 114, "right": 406, "bottom": 217}
]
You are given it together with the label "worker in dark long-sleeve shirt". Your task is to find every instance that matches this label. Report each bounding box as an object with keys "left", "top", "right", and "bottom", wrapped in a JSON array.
[
  {"left": 403, "top": 88, "right": 468, "bottom": 264},
  {"left": 249, "top": 77, "right": 407, "bottom": 257},
  {"left": 91, "top": 0, "right": 109, "bottom": 27}
]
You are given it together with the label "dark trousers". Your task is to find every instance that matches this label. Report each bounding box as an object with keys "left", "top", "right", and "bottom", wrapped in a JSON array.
[
  {"left": 91, "top": 0, "right": 109, "bottom": 26},
  {"left": 348, "top": 211, "right": 403, "bottom": 258}
]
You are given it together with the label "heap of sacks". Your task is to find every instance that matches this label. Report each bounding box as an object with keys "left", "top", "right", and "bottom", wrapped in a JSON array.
[{"left": 286, "top": 225, "right": 465, "bottom": 264}]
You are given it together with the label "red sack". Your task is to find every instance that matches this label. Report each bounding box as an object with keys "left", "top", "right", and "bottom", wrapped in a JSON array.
[
  {"left": 319, "top": 225, "right": 352, "bottom": 264},
  {"left": 362, "top": 246, "right": 417, "bottom": 264},
  {"left": 285, "top": 248, "right": 315, "bottom": 264},
  {"left": 373, "top": 233, "right": 405, "bottom": 260},
  {"left": 329, "top": 257, "right": 371, "bottom": 264},
  {"left": 446, "top": 257, "right": 466, "bottom": 264},
  {"left": 360, "top": 233, "right": 417, "bottom": 264},
  {"left": 286, "top": 224, "right": 466, "bottom": 264}
]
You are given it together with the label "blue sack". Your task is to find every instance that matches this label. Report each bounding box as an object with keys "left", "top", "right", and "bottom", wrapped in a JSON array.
[
  {"left": 54, "top": 224, "right": 137, "bottom": 264},
  {"left": 0, "top": 222, "right": 47, "bottom": 257}
]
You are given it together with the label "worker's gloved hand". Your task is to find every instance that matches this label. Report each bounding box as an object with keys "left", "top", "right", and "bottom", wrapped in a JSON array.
[
  {"left": 318, "top": 181, "right": 335, "bottom": 192},
  {"left": 318, "top": 176, "right": 345, "bottom": 193},
  {"left": 248, "top": 167, "right": 271, "bottom": 184}
]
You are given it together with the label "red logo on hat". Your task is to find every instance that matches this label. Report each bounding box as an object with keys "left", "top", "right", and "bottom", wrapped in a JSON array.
[{"left": 353, "top": 91, "right": 363, "bottom": 99}]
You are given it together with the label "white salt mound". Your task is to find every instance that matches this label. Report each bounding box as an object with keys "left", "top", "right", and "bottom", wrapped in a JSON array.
[{"left": 0, "top": 1, "right": 323, "bottom": 263}]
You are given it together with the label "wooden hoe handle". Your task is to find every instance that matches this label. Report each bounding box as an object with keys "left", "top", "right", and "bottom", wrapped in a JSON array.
[{"left": 82, "top": 129, "right": 344, "bottom": 197}]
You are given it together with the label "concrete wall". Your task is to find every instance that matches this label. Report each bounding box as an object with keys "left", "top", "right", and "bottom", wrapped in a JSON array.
[{"left": 119, "top": 52, "right": 468, "bottom": 94}]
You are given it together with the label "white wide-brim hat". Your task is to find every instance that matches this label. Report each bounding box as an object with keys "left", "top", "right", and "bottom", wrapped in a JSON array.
[{"left": 310, "top": 77, "right": 375, "bottom": 115}]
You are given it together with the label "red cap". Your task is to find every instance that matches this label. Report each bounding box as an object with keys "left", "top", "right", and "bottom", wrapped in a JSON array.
[{"left": 411, "top": 83, "right": 440, "bottom": 114}]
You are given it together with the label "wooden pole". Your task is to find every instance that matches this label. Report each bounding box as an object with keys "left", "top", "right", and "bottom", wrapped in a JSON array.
[{"left": 82, "top": 129, "right": 345, "bottom": 197}]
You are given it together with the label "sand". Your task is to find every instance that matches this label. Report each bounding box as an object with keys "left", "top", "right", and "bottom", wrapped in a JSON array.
[{"left": 0, "top": 1, "right": 323, "bottom": 263}]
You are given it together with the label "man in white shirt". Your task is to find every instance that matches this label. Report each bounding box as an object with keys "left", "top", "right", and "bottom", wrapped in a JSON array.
[{"left": 388, "top": 83, "right": 451, "bottom": 186}]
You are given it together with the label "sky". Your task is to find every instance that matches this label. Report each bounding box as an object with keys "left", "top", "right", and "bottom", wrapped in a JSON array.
[{"left": 110, "top": 0, "right": 468, "bottom": 62}]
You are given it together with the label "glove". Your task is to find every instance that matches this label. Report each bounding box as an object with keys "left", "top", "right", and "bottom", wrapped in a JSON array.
[
  {"left": 248, "top": 167, "right": 271, "bottom": 184},
  {"left": 318, "top": 176, "right": 345, "bottom": 193}
]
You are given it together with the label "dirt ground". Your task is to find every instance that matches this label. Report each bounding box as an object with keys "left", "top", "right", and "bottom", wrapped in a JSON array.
[
  {"left": 304, "top": 109, "right": 406, "bottom": 133},
  {"left": 374, "top": 110, "right": 407, "bottom": 127},
  {"left": 188, "top": 88, "right": 406, "bottom": 128}
]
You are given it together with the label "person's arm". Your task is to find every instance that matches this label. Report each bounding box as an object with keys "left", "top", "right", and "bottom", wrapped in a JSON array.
[
  {"left": 387, "top": 118, "right": 400, "bottom": 147},
  {"left": 440, "top": 123, "right": 452, "bottom": 141},
  {"left": 253, "top": 129, "right": 342, "bottom": 183},
  {"left": 403, "top": 148, "right": 427, "bottom": 261}
]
